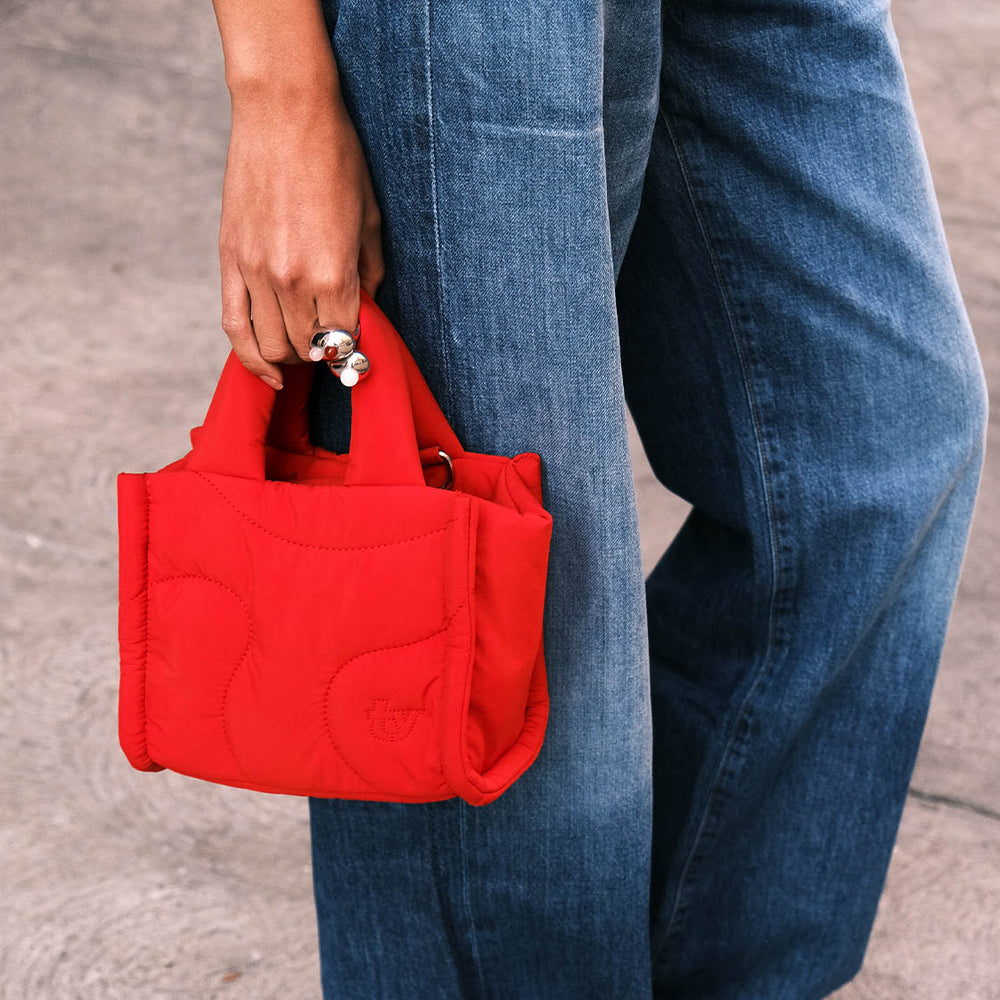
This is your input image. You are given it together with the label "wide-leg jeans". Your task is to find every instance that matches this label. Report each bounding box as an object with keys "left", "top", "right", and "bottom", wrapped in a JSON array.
[{"left": 306, "top": 1, "right": 990, "bottom": 996}]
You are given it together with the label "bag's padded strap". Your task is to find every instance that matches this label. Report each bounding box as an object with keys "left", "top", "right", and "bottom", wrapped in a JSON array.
[{"left": 185, "top": 288, "right": 464, "bottom": 486}]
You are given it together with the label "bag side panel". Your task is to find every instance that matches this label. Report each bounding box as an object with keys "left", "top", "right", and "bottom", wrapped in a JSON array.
[
  {"left": 116, "top": 472, "right": 163, "bottom": 771},
  {"left": 470, "top": 502, "right": 552, "bottom": 772},
  {"left": 440, "top": 487, "right": 553, "bottom": 805}
]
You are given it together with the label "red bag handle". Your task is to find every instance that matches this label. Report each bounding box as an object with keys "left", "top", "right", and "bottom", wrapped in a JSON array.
[{"left": 186, "top": 288, "right": 464, "bottom": 485}]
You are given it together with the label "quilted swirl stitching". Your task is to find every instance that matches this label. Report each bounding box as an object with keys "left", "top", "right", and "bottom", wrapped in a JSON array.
[
  {"left": 193, "top": 471, "right": 459, "bottom": 552},
  {"left": 148, "top": 573, "right": 252, "bottom": 779},
  {"left": 322, "top": 596, "right": 469, "bottom": 793}
]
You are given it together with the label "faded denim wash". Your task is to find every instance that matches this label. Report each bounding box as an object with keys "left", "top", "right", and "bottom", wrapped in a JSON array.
[{"left": 305, "top": 1, "right": 989, "bottom": 997}]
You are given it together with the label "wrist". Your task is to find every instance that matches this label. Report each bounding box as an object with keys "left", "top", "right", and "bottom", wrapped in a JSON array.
[
  {"left": 212, "top": 0, "right": 343, "bottom": 120},
  {"left": 226, "top": 63, "right": 341, "bottom": 111}
]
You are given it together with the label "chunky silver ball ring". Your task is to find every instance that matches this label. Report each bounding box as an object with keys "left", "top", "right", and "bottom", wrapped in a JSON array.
[
  {"left": 328, "top": 349, "right": 371, "bottom": 387},
  {"left": 308, "top": 323, "right": 360, "bottom": 362}
]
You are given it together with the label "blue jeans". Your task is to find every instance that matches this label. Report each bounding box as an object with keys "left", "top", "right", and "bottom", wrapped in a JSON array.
[{"left": 306, "top": 1, "right": 989, "bottom": 997}]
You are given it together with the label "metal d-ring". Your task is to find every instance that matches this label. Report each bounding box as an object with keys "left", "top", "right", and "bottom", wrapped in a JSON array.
[{"left": 437, "top": 448, "right": 454, "bottom": 490}]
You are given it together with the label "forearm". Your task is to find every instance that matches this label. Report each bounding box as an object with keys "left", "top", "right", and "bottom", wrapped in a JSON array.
[
  {"left": 209, "top": 0, "right": 384, "bottom": 381},
  {"left": 211, "top": 0, "right": 340, "bottom": 106}
]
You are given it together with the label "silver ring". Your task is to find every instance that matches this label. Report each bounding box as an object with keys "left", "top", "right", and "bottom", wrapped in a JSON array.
[{"left": 309, "top": 323, "right": 360, "bottom": 362}]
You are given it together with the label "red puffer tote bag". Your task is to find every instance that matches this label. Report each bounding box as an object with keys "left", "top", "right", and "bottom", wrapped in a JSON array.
[{"left": 116, "top": 288, "right": 553, "bottom": 806}]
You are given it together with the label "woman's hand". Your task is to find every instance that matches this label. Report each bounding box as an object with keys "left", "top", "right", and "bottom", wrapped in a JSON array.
[{"left": 218, "top": 83, "right": 384, "bottom": 390}]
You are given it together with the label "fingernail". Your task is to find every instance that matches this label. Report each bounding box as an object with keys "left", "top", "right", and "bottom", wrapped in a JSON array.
[{"left": 261, "top": 375, "right": 283, "bottom": 390}]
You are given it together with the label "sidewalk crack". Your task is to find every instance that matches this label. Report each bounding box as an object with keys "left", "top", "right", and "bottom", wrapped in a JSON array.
[{"left": 908, "top": 785, "right": 1000, "bottom": 823}]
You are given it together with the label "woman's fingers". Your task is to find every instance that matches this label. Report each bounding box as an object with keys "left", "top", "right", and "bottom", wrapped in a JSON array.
[
  {"left": 220, "top": 252, "right": 285, "bottom": 389},
  {"left": 222, "top": 234, "right": 381, "bottom": 382},
  {"left": 216, "top": 83, "right": 386, "bottom": 378},
  {"left": 273, "top": 272, "right": 331, "bottom": 361},
  {"left": 315, "top": 272, "right": 361, "bottom": 338},
  {"left": 243, "top": 270, "right": 300, "bottom": 366}
]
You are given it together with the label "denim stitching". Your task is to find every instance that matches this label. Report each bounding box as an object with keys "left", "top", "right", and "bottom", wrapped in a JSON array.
[
  {"left": 423, "top": 0, "right": 451, "bottom": 395},
  {"left": 649, "top": 103, "right": 794, "bottom": 973},
  {"left": 423, "top": 12, "right": 486, "bottom": 990},
  {"left": 459, "top": 804, "right": 490, "bottom": 999}
]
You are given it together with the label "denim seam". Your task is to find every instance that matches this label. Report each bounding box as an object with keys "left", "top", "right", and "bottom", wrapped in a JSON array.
[
  {"left": 648, "top": 103, "right": 791, "bottom": 974},
  {"left": 458, "top": 806, "right": 490, "bottom": 1000},
  {"left": 423, "top": 0, "right": 451, "bottom": 397},
  {"left": 423, "top": 7, "right": 484, "bottom": 996}
]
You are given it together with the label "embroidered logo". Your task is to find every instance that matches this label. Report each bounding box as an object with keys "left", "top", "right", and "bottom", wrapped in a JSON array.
[{"left": 366, "top": 698, "right": 425, "bottom": 743}]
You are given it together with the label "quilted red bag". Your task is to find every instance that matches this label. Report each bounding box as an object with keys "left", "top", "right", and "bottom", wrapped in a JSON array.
[{"left": 116, "top": 288, "right": 553, "bottom": 806}]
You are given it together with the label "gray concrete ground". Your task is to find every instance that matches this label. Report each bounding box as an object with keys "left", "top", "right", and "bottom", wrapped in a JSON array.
[{"left": 1, "top": 1, "right": 996, "bottom": 997}]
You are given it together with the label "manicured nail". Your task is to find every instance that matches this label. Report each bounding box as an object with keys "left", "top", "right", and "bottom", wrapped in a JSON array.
[{"left": 261, "top": 375, "right": 283, "bottom": 390}]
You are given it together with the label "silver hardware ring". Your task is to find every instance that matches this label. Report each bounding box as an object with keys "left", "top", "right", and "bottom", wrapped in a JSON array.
[{"left": 437, "top": 448, "right": 454, "bottom": 490}]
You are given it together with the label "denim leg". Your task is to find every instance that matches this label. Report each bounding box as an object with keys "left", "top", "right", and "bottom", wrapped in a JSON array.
[
  {"left": 308, "top": 2, "right": 661, "bottom": 998},
  {"left": 614, "top": 1, "right": 989, "bottom": 996}
]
